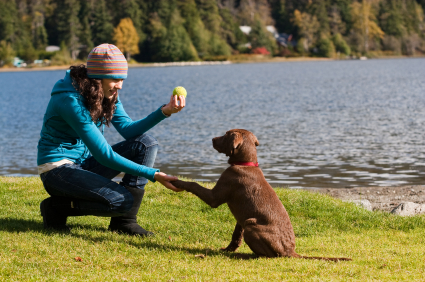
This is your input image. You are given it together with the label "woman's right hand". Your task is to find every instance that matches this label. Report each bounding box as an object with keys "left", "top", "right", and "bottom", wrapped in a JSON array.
[{"left": 154, "top": 172, "right": 184, "bottom": 192}]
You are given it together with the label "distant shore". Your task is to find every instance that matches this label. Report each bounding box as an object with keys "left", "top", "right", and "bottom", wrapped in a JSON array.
[{"left": 2, "top": 55, "right": 423, "bottom": 73}]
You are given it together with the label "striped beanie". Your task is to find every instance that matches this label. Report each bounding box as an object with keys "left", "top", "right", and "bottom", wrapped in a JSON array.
[{"left": 87, "top": 44, "right": 128, "bottom": 80}]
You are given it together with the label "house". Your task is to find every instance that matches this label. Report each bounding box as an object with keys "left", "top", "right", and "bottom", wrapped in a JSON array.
[{"left": 239, "top": 25, "right": 295, "bottom": 48}]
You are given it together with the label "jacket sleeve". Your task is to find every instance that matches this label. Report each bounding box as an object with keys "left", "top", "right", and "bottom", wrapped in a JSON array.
[
  {"left": 111, "top": 96, "right": 169, "bottom": 140},
  {"left": 57, "top": 94, "right": 159, "bottom": 182}
]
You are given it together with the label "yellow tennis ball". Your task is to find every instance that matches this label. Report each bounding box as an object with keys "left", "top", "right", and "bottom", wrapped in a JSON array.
[{"left": 173, "top": 86, "right": 187, "bottom": 98}]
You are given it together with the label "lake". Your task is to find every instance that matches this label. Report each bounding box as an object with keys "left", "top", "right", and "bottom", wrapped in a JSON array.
[{"left": 0, "top": 58, "right": 424, "bottom": 189}]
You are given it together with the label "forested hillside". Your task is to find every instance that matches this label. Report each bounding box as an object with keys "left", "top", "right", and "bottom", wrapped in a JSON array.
[{"left": 0, "top": 0, "right": 424, "bottom": 65}]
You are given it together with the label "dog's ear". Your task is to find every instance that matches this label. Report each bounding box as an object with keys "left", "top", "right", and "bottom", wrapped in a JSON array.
[
  {"left": 227, "top": 132, "right": 244, "bottom": 156},
  {"left": 253, "top": 136, "right": 259, "bottom": 147}
]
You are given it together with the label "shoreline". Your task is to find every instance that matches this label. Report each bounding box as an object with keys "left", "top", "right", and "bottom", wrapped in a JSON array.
[
  {"left": 1, "top": 55, "right": 423, "bottom": 73},
  {"left": 2, "top": 174, "right": 422, "bottom": 212},
  {"left": 310, "top": 184, "right": 425, "bottom": 212}
]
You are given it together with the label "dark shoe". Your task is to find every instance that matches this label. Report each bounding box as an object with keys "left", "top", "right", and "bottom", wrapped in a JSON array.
[
  {"left": 108, "top": 186, "right": 154, "bottom": 237},
  {"left": 40, "top": 198, "right": 70, "bottom": 232}
]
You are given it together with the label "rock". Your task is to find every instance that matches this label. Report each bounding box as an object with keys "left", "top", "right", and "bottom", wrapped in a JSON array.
[
  {"left": 391, "top": 202, "right": 425, "bottom": 216},
  {"left": 347, "top": 199, "right": 373, "bottom": 211}
]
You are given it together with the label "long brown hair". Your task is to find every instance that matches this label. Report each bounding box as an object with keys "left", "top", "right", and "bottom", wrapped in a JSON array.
[{"left": 69, "top": 65, "right": 117, "bottom": 126}]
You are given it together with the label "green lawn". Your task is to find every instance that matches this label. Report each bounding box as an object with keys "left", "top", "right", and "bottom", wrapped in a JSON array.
[{"left": 1, "top": 176, "right": 425, "bottom": 281}]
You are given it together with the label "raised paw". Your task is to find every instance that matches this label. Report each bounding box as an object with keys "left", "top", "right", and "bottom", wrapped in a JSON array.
[{"left": 170, "top": 180, "right": 187, "bottom": 190}]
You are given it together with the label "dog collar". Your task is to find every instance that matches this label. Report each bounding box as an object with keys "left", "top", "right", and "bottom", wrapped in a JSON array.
[{"left": 230, "top": 162, "right": 259, "bottom": 167}]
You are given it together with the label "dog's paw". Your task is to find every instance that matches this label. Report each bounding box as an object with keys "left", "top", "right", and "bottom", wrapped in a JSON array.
[{"left": 220, "top": 245, "right": 239, "bottom": 252}]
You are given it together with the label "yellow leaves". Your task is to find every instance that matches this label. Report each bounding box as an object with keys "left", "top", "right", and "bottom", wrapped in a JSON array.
[
  {"left": 113, "top": 18, "right": 140, "bottom": 60},
  {"left": 351, "top": 0, "right": 385, "bottom": 40},
  {"left": 292, "top": 10, "right": 320, "bottom": 50}
]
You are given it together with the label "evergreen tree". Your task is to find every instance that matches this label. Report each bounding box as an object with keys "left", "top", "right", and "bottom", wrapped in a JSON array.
[
  {"left": 0, "top": 0, "right": 22, "bottom": 46},
  {"left": 332, "top": 33, "right": 351, "bottom": 55},
  {"left": 27, "top": 0, "right": 49, "bottom": 50},
  {"left": 56, "top": 0, "right": 82, "bottom": 60},
  {"left": 196, "top": 0, "right": 231, "bottom": 56},
  {"left": 309, "top": 0, "right": 330, "bottom": 35},
  {"left": 316, "top": 36, "right": 336, "bottom": 58},
  {"left": 270, "top": 0, "right": 290, "bottom": 33},
  {"left": 249, "top": 17, "right": 277, "bottom": 54},
  {"left": 148, "top": 11, "right": 198, "bottom": 62},
  {"left": 90, "top": 0, "right": 114, "bottom": 46},
  {"left": 379, "top": 0, "right": 404, "bottom": 37},
  {"left": 178, "top": 0, "right": 210, "bottom": 56},
  {"left": 78, "top": 0, "right": 93, "bottom": 58},
  {"left": 196, "top": 0, "right": 222, "bottom": 33},
  {"left": 219, "top": 7, "right": 246, "bottom": 49},
  {"left": 0, "top": 40, "right": 15, "bottom": 66}
]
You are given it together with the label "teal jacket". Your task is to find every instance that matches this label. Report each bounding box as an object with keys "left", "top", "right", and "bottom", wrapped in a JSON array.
[{"left": 37, "top": 70, "right": 168, "bottom": 182}]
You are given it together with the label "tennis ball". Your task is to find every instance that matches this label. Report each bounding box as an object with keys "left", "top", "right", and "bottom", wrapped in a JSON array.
[{"left": 173, "top": 86, "right": 187, "bottom": 98}]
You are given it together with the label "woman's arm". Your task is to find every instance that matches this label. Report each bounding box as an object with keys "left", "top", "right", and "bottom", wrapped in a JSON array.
[
  {"left": 111, "top": 94, "right": 186, "bottom": 140},
  {"left": 111, "top": 97, "right": 168, "bottom": 140},
  {"left": 58, "top": 94, "right": 159, "bottom": 182}
]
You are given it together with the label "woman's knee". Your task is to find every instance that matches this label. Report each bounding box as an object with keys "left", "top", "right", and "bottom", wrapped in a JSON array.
[
  {"left": 134, "top": 134, "right": 159, "bottom": 155},
  {"left": 109, "top": 188, "right": 134, "bottom": 214},
  {"left": 132, "top": 134, "right": 158, "bottom": 167}
]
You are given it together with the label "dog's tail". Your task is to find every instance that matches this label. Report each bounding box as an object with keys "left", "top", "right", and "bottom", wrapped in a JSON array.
[
  {"left": 300, "top": 256, "right": 351, "bottom": 262},
  {"left": 293, "top": 253, "right": 351, "bottom": 261}
]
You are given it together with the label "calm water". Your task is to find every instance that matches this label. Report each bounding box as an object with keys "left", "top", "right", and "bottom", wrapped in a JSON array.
[{"left": 1, "top": 58, "right": 424, "bottom": 188}]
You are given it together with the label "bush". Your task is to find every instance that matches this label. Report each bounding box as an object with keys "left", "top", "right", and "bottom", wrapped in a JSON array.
[
  {"left": 382, "top": 35, "right": 402, "bottom": 54},
  {"left": 316, "top": 37, "right": 336, "bottom": 58},
  {"left": 332, "top": 33, "right": 351, "bottom": 55},
  {"left": 296, "top": 38, "right": 307, "bottom": 55},
  {"left": 50, "top": 42, "right": 72, "bottom": 66}
]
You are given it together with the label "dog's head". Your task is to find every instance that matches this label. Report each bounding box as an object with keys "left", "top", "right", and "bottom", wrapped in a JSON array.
[{"left": 212, "top": 129, "right": 259, "bottom": 162}]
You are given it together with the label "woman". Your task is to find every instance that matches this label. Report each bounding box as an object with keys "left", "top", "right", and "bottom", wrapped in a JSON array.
[{"left": 37, "top": 44, "right": 185, "bottom": 236}]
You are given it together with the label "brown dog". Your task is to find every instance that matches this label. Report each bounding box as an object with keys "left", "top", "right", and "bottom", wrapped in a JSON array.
[{"left": 172, "top": 129, "right": 350, "bottom": 261}]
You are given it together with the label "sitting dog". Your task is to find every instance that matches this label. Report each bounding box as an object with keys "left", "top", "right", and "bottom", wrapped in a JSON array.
[{"left": 171, "top": 129, "right": 350, "bottom": 261}]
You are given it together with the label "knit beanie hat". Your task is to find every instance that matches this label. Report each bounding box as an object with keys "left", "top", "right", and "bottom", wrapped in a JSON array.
[{"left": 86, "top": 44, "right": 128, "bottom": 80}]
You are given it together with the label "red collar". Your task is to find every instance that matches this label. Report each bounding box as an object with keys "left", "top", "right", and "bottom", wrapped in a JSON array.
[{"left": 230, "top": 162, "right": 259, "bottom": 167}]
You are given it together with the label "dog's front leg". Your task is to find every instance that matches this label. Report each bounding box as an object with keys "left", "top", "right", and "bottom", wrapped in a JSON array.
[
  {"left": 171, "top": 180, "right": 224, "bottom": 208},
  {"left": 221, "top": 223, "right": 244, "bottom": 252}
]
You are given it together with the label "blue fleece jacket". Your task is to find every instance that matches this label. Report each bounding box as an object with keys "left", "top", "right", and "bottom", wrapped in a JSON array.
[{"left": 37, "top": 70, "right": 168, "bottom": 182}]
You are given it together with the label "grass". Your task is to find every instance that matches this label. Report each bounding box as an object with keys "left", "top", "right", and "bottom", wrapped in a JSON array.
[{"left": 1, "top": 176, "right": 425, "bottom": 281}]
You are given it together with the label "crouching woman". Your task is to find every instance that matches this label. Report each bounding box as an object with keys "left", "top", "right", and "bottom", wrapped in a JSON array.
[{"left": 37, "top": 44, "right": 185, "bottom": 236}]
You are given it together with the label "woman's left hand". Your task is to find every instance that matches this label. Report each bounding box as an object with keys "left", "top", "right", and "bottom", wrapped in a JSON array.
[{"left": 162, "top": 94, "right": 186, "bottom": 116}]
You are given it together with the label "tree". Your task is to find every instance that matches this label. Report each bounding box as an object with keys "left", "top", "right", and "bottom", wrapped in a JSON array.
[
  {"left": 329, "top": 5, "right": 346, "bottom": 35},
  {"left": 0, "top": 40, "right": 15, "bottom": 66},
  {"left": 270, "top": 0, "right": 290, "bottom": 33},
  {"left": 332, "top": 33, "right": 351, "bottom": 55},
  {"left": 350, "top": 0, "right": 385, "bottom": 53},
  {"left": 90, "top": 0, "right": 114, "bottom": 46},
  {"left": 236, "top": 0, "right": 274, "bottom": 26},
  {"left": 293, "top": 9, "right": 320, "bottom": 52},
  {"left": 379, "top": 0, "right": 404, "bottom": 37},
  {"left": 148, "top": 11, "right": 198, "bottom": 62},
  {"left": 78, "top": 0, "right": 93, "bottom": 59},
  {"left": 178, "top": 0, "right": 210, "bottom": 56},
  {"left": 56, "top": 0, "right": 82, "bottom": 60},
  {"left": 316, "top": 36, "right": 336, "bottom": 58},
  {"left": 219, "top": 7, "right": 246, "bottom": 49},
  {"left": 250, "top": 17, "right": 277, "bottom": 54},
  {"left": 113, "top": 18, "right": 140, "bottom": 61}
]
